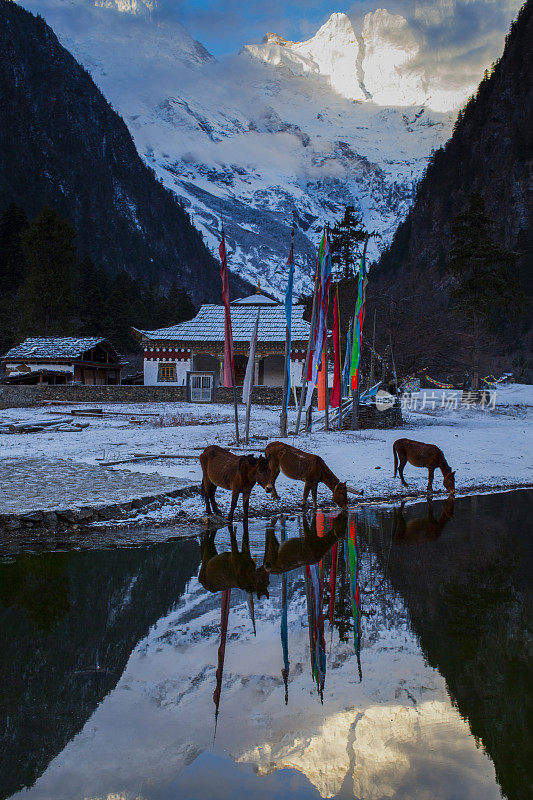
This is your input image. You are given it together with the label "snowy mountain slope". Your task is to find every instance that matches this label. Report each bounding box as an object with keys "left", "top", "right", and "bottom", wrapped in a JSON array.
[{"left": 17, "top": 1, "right": 459, "bottom": 297}]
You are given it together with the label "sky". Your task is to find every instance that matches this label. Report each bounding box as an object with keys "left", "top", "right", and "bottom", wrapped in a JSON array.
[{"left": 158, "top": 0, "right": 523, "bottom": 61}]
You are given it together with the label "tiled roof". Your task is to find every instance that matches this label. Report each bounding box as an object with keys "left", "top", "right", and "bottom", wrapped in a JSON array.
[
  {"left": 3, "top": 337, "right": 116, "bottom": 361},
  {"left": 134, "top": 304, "right": 310, "bottom": 343}
]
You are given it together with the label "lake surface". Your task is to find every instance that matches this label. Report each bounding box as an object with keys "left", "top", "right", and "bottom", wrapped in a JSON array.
[{"left": 1, "top": 490, "right": 531, "bottom": 800}]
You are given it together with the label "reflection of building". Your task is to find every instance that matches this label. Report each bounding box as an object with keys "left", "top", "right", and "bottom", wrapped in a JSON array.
[
  {"left": 133, "top": 289, "right": 311, "bottom": 390},
  {"left": 2, "top": 337, "right": 123, "bottom": 385}
]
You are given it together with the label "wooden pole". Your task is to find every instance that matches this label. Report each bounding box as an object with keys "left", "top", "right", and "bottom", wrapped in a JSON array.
[
  {"left": 231, "top": 364, "right": 240, "bottom": 443},
  {"left": 324, "top": 342, "right": 329, "bottom": 431},
  {"left": 295, "top": 275, "right": 319, "bottom": 435},
  {"left": 280, "top": 227, "right": 294, "bottom": 437},
  {"left": 280, "top": 327, "right": 290, "bottom": 437}
]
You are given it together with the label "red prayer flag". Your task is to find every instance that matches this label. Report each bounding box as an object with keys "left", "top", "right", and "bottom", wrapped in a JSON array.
[
  {"left": 331, "top": 290, "right": 341, "bottom": 408},
  {"left": 219, "top": 233, "right": 234, "bottom": 388}
]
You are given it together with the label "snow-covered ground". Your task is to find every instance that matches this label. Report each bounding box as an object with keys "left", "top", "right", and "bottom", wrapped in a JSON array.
[{"left": 0, "top": 383, "right": 531, "bottom": 525}]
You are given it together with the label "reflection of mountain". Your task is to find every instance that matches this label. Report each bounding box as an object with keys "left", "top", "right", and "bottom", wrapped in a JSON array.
[
  {"left": 374, "top": 492, "right": 533, "bottom": 800},
  {"left": 0, "top": 540, "right": 200, "bottom": 800}
]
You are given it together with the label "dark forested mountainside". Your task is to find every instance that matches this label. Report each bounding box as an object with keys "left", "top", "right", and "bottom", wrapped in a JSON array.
[
  {"left": 370, "top": 0, "right": 532, "bottom": 378},
  {"left": 0, "top": 0, "right": 251, "bottom": 304}
]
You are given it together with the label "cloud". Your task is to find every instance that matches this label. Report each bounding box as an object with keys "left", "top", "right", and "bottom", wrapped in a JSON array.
[{"left": 348, "top": 0, "right": 523, "bottom": 95}]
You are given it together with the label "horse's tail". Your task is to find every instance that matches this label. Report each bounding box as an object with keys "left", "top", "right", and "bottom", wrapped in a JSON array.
[
  {"left": 199, "top": 480, "right": 205, "bottom": 497},
  {"left": 393, "top": 442, "right": 398, "bottom": 477}
]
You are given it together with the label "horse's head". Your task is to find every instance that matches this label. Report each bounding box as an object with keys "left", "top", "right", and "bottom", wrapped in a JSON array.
[
  {"left": 443, "top": 470, "right": 456, "bottom": 495},
  {"left": 254, "top": 565, "right": 270, "bottom": 599},
  {"left": 254, "top": 455, "right": 273, "bottom": 495},
  {"left": 333, "top": 481, "right": 349, "bottom": 509}
]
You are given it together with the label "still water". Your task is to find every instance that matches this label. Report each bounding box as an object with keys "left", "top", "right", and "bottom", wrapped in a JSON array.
[{"left": 0, "top": 491, "right": 531, "bottom": 800}]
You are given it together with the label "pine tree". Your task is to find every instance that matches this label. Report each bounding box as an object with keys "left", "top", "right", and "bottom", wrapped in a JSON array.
[
  {"left": 447, "top": 193, "right": 526, "bottom": 386},
  {"left": 330, "top": 206, "right": 368, "bottom": 280},
  {"left": 18, "top": 208, "right": 75, "bottom": 336},
  {"left": 0, "top": 204, "right": 29, "bottom": 353}
]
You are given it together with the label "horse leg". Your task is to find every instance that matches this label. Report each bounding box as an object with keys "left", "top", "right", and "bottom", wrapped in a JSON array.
[
  {"left": 311, "top": 483, "right": 318, "bottom": 509},
  {"left": 302, "top": 480, "right": 312, "bottom": 507},
  {"left": 203, "top": 477, "right": 212, "bottom": 514},
  {"left": 270, "top": 464, "right": 281, "bottom": 502},
  {"left": 209, "top": 484, "right": 221, "bottom": 515},
  {"left": 398, "top": 456, "right": 409, "bottom": 487},
  {"left": 427, "top": 467, "right": 435, "bottom": 494},
  {"left": 242, "top": 491, "right": 251, "bottom": 525},
  {"left": 228, "top": 490, "right": 239, "bottom": 523}
]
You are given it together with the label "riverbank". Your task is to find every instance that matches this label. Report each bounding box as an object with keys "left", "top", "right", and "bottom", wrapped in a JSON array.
[{"left": 0, "top": 383, "right": 531, "bottom": 532}]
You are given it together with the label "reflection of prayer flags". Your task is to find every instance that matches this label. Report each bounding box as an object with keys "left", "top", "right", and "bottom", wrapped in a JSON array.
[
  {"left": 346, "top": 518, "right": 362, "bottom": 681},
  {"left": 280, "top": 517, "right": 290, "bottom": 704},
  {"left": 329, "top": 542, "right": 338, "bottom": 627},
  {"left": 213, "top": 588, "right": 231, "bottom": 731},
  {"left": 219, "top": 233, "right": 235, "bottom": 388}
]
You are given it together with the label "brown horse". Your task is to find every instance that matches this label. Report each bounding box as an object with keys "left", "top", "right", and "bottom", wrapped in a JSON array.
[
  {"left": 200, "top": 445, "right": 272, "bottom": 523},
  {"left": 264, "top": 441, "right": 361, "bottom": 508},
  {"left": 264, "top": 511, "right": 347, "bottom": 574},
  {"left": 393, "top": 438, "right": 456, "bottom": 495},
  {"left": 393, "top": 496, "right": 455, "bottom": 545},
  {"left": 199, "top": 523, "right": 270, "bottom": 599}
]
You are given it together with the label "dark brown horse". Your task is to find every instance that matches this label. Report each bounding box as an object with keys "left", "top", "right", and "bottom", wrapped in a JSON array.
[
  {"left": 264, "top": 441, "right": 361, "bottom": 508},
  {"left": 199, "top": 523, "right": 270, "bottom": 599},
  {"left": 393, "top": 496, "right": 455, "bottom": 545},
  {"left": 263, "top": 511, "right": 347, "bottom": 574},
  {"left": 200, "top": 445, "right": 272, "bottom": 523},
  {"left": 393, "top": 438, "right": 456, "bottom": 495}
]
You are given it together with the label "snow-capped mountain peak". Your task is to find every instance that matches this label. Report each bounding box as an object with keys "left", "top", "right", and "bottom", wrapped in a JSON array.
[{"left": 245, "top": 12, "right": 365, "bottom": 102}]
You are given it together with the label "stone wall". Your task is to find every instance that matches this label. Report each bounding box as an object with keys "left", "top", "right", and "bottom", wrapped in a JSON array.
[
  {"left": 343, "top": 400, "right": 403, "bottom": 429},
  {"left": 213, "top": 386, "right": 314, "bottom": 406},
  {"left": 0, "top": 385, "right": 186, "bottom": 408}
]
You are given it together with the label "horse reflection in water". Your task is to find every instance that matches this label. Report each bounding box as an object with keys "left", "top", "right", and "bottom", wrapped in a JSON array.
[
  {"left": 199, "top": 522, "right": 270, "bottom": 599},
  {"left": 263, "top": 511, "right": 347, "bottom": 573},
  {"left": 393, "top": 496, "right": 455, "bottom": 545}
]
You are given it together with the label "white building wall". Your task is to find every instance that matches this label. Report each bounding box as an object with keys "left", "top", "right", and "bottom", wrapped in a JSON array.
[{"left": 143, "top": 358, "right": 191, "bottom": 386}]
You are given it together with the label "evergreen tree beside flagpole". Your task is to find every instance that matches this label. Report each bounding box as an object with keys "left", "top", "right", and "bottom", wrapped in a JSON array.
[{"left": 219, "top": 226, "right": 239, "bottom": 443}]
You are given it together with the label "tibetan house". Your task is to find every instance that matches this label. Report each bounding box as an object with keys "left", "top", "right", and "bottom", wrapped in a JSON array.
[
  {"left": 2, "top": 337, "right": 123, "bottom": 385},
  {"left": 133, "top": 289, "right": 311, "bottom": 398}
]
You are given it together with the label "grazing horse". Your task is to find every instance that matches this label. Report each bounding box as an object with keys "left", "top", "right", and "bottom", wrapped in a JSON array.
[
  {"left": 199, "top": 523, "right": 270, "bottom": 599},
  {"left": 393, "top": 496, "right": 455, "bottom": 545},
  {"left": 264, "top": 441, "right": 361, "bottom": 508},
  {"left": 264, "top": 511, "right": 347, "bottom": 574},
  {"left": 393, "top": 438, "right": 456, "bottom": 495},
  {"left": 200, "top": 445, "right": 272, "bottom": 523}
]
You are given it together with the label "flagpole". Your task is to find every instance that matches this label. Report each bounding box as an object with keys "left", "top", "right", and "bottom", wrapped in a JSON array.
[
  {"left": 295, "top": 272, "right": 319, "bottom": 435},
  {"left": 351, "top": 236, "right": 369, "bottom": 431},
  {"left": 243, "top": 309, "right": 259, "bottom": 445},
  {"left": 231, "top": 365, "right": 240, "bottom": 444},
  {"left": 280, "top": 227, "right": 295, "bottom": 437},
  {"left": 218, "top": 223, "right": 240, "bottom": 443}
]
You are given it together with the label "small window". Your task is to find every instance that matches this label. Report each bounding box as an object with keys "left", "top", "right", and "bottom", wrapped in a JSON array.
[{"left": 158, "top": 362, "right": 177, "bottom": 382}]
